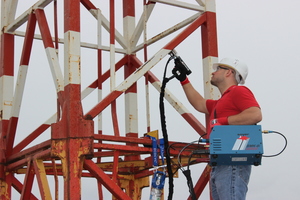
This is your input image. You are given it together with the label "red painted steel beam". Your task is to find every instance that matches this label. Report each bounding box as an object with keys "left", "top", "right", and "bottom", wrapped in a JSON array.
[
  {"left": 7, "top": 140, "right": 51, "bottom": 165},
  {"left": 17, "top": 162, "right": 39, "bottom": 200},
  {"left": 94, "top": 143, "right": 152, "bottom": 154},
  {"left": 52, "top": 84, "right": 85, "bottom": 139},
  {"left": 97, "top": 49, "right": 103, "bottom": 90},
  {"left": 164, "top": 13, "right": 207, "bottom": 50},
  {"left": 80, "top": 0, "right": 97, "bottom": 10},
  {"left": 84, "top": 159, "right": 131, "bottom": 200},
  {"left": 0, "top": 33, "right": 14, "bottom": 77},
  {"left": 5, "top": 116, "right": 18, "bottom": 157},
  {"left": 111, "top": 101, "right": 120, "bottom": 136},
  {"left": 85, "top": 90, "right": 123, "bottom": 119},
  {"left": 0, "top": 30, "right": 14, "bottom": 199},
  {"left": 0, "top": 32, "right": 15, "bottom": 180},
  {"left": 7, "top": 149, "right": 51, "bottom": 173},
  {"left": 123, "top": 0, "right": 135, "bottom": 17},
  {"left": 201, "top": 11, "right": 218, "bottom": 134},
  {"left": 110, "top": 0, "right": 115, "bottom": 45},
  {"left": 93, "top": 134, "right": 152, "bottom": 145},
  {"left": 20, "top": 13, "right": 36, "bottom": 67},
  {"left": 201, "top": 12, "right": 218, "bottom": 58},
  {"left": 112, "top": 151, "right": 120, "bottom": 183},
  {"left": 12, "top": 124, "right": 50, "bottom": 154},
  {"left": 21, "top": 163, "right": 36, "bottom": 199},
  {"left": 35, "top": 8, "right": 65, "bottom": 106},
  {"left": 61, "top": 14, "right": 83, "bottom": 198},
  {"left": 93, "top": 150, "right": 147, "bottom": 158},
  {"left": 64, "top": 0, "right": 80, "bottom": 33},
  {"left": 134, "top": 168, "right": 154, "bottom": 179},
  {"left": 5, "top": 14, "right": 38, "bottom": 154},
  {"left": 12, "top": 175, "right": 39, "bottom": 200},
  {"left": 35, "top": 9, "right": 55, "bottom": 49}
]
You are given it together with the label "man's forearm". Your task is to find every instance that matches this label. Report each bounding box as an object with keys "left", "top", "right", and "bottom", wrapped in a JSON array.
[
  {"left": 227, "top": 107, "right": 262, "bottom": 125},
  {"left": 182, "top": 83, "right": 208, "bottom": 114}
]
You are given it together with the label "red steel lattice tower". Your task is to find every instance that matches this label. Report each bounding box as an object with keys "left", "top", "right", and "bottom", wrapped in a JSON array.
[{"left": 0, "top": 0, "right": 219, "bottom": 199}]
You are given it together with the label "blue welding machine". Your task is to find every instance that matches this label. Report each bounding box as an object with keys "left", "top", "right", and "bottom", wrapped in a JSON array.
[{"left": 209, "top": 125, "right": 263, "bottom": 166}]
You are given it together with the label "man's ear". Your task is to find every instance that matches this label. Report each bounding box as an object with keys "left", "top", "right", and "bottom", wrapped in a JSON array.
[{"left": 225, "top": 69, "right": 234, "bottom": 77}]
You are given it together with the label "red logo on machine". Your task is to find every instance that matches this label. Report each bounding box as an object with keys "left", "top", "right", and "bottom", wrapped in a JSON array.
[{"left": 232, "top": 136, "right": 250, "bottom": 150}]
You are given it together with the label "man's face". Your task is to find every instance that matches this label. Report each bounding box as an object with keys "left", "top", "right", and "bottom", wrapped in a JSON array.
[{"left": 210, "top": 65, "right": 230, "bottom": 86}]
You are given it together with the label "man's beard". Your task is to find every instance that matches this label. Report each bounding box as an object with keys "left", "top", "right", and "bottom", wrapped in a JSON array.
[{"left": 210, "top": 79, "right": 217, "bottom": 87}]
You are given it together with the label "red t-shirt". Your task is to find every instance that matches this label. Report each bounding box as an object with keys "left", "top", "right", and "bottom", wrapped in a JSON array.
[{"left": 206, "top": 85, "right": 260, "bottom": 132}]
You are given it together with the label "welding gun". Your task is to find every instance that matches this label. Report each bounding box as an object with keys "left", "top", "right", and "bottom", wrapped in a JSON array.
[{"left": 169, "top": 50, "right": 192, "bottom": 81}]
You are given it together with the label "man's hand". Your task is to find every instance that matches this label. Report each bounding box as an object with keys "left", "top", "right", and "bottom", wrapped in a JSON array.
[
  {"left": 172, "top": 65, "right": 187, "bottom": 82},
  {"left": 172, "top": 56, "right": 191, "bottom": 82},
  {"left": 211, "top": 117, "right": 229, "bottom": 129}
]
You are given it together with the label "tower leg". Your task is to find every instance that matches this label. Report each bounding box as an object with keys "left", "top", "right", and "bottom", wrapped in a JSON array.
[{"left": 118, "top": 175, "right": 149, "bottom": 200}]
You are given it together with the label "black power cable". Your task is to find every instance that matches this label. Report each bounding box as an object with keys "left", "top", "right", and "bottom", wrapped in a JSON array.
[
  {"left": 182, "top": 168, "right": 197, "bottom": 200},
  {"left": 262, "top": 130, "right": 288, "bottom": 157},
  {"left": 178, "top": 141, "right": 198, "bottom": 200},
  {"left": 159, "top": 56, "right": 175, "bottom": 200},
  {"left": 159, "top": 51, "right": 192, "bottom": 199}
]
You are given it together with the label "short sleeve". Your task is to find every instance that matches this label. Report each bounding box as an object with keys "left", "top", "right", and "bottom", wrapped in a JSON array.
[{"left": 232, "top": 86, "right": 260, "bottom": 111}]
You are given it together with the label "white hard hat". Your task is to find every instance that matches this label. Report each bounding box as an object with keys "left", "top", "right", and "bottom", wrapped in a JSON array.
[{"left": 212, "top": 58, "right": 248, "bottom": 84}]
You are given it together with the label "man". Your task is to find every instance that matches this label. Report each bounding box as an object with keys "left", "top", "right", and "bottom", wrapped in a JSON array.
[{"left": 172, "top": 57, "right": 262, "bottom": 200}]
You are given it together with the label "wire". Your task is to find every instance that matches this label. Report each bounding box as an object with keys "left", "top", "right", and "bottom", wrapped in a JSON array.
[
  {"left": 167, "top": 142, "right": 186, "bottom": 172},
  {"left": 173, "top": 133, "right": 208, "bottom": 171},
  {"left": 262, "top": 130, "right": 288, "bottom": 157},
  {"left": 177, "top": 140, "right": 198, "bottom": 169},
  {"left": 182, "top": 168, "right": 197, "bottom": 200},
  {"left": 199, "top": 133, "right": 207, "bottom": 139},
  {"left": 159, "top": 56, "right": 175, "bottom": 200},
  {"left": 187, "top": 151, "right": 196, "bottom": 171},
  {"left": 159, "top": 54, "right": 207, "bottom": 200},
  {"left": 177, "top": 140, "right": 206, "bottom": 200},
  {"left": 167, "top": 141, "right": 202, "bottom": 172}
]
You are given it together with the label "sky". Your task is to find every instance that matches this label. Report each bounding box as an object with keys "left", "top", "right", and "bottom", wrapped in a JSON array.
[{"left": 5, "top": 0, "right": 300, "bottom": 199}]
